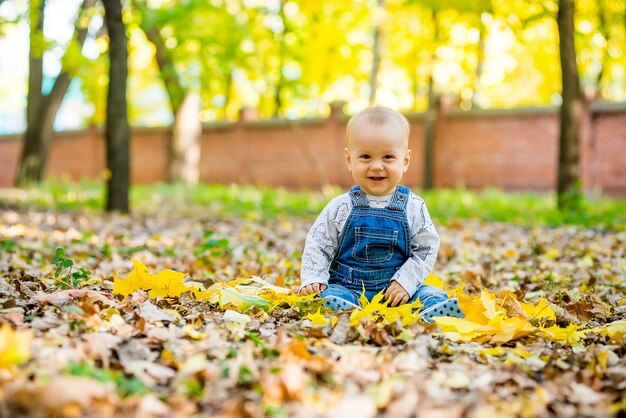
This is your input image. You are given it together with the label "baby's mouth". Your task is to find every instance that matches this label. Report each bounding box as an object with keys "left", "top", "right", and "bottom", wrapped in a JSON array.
[{"left": 368, "top": 176, "right": 386, "bottom": 181}]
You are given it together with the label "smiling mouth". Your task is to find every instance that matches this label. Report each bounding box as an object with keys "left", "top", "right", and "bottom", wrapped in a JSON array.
[{"left": 368, "top": 177, "right": 386, "bottom": 181}]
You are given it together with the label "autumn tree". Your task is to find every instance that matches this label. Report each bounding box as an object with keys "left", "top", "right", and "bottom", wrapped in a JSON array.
[
  {"left": 556, "top": 0, "right": 583, "bottom": 211},
  {"left": 103, "top": 0, "right": 130, "bottom": 213},
  {"left": 132, "top": 0, "right": 201, "bottom": 185},
  {"left": 422, "top": 7, "right": 440, "bottom": 190},
  {"left": 575, "top": 0, "right": 625, "bottom": 100},
  {"left": 15, "top": 0, "right": 96, "bottom": 186}
]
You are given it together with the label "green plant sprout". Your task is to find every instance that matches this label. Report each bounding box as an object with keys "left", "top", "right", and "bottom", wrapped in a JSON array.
[{"left": 51, "top": 247, "right": 91, "bottom": 289}]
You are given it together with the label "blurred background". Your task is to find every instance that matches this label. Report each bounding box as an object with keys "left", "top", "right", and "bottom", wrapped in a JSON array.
[
  {"left": 2, "top": 0, "right": 625, "bottom": 129},
  {"left": 0, "top": 0, "right": 625, "bottom": 208}
]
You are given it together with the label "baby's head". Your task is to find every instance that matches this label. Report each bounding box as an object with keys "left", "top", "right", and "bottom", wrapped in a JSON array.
[
  {"left": 344, "top": 107, "right": 411, "bottom": 196},
  {"left": 346, "top": 107, "right": 410, "bottom": 150}
]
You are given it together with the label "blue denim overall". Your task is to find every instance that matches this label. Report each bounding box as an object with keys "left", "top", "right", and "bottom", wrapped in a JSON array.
[{"left": 320, "top": 185, "right": 451, "bottom": 312}]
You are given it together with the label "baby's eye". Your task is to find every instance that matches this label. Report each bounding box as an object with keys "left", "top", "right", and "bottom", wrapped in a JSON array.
[
  {"left": 359, "top": 154, "right": 371, "bottom": 160},
  {"left": 384, "top": 155, "right": 396, "bottom": 160}
]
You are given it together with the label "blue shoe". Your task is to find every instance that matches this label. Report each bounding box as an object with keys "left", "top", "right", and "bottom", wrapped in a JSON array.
[
  {"left": 419, "top": 298, "right": 464, "bottom": 323},
  {"left": 323, "top": 295, "right": 360, "bottom": 311}
]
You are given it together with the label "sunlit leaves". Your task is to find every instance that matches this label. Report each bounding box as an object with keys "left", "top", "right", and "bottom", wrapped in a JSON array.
[
  {"left": 304, "top": 308, "right": 331, "bottom": 326},
  {"left": 113, "top": 259, "right": 190, "bottom": 298},
  {"left": 436, "top": 288, "right": 620, "bottom": 345},
  {"left": 349, "top": 290, "right": 423, "bottom": 327},
  {"left": 2, "top": 204, "right": 626, "bottom": 416},
  {"left": 112, "top": 259, "right": 621, "bottom": 349},
  {"left": 113, "top": 260, "right": 317, "bottom": 312}
]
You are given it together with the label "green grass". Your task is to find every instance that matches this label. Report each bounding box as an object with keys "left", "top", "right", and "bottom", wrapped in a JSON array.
[
  {"left": 1, "top": 180, "right": 624, "bottom": 229},
  {"left": 421, "top": 187, "right": 626, "bottom": 229}
]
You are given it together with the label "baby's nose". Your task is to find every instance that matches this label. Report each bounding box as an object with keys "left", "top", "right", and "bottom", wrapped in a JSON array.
[{"left": 371, "top": 160, "right": 384, "bottom": 170}]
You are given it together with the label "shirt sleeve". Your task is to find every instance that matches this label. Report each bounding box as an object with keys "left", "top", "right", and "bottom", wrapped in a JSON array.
[
  {"left": 391, "top": 194, "right": 440, "bottom": 297},
  {"left": 299, "top": 195, "right": 350, "bottom": 289}
]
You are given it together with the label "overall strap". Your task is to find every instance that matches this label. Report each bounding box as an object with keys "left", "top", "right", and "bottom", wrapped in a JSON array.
[
  {"left": 388, "top": 185, "right": 410, "bottom": 211},
  {"left": 348, "top": 186, "right": 370, "bottom": 207}
]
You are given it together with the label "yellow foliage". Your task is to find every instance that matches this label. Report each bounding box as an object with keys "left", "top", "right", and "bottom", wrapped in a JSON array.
[
  {"left": 112, "top": 262, "right": 624, "bottom": 347},
  {"left": 113, "top": 259, "right": 191, "bottom": 298},
  {"left": 0, "top": 324, "right": 32, "bottom": 370},
  {"left": 201, "top": 284, "right": 271, "bottom": 311},
  {"left": 434, "top": 289, "right": 589, "bottom": 345},
  {"left": 305, "top": 308, "right": 331, "bottom": 326},
  {"left": 423, "top": 274, "right": 444, "bottom": 289},
  {"left": 520, "top": 298, "right": 556, "bottom": 321},
  {"left": 349, "top": 290, "right": 421, "bottom": 327},
  {"left": 113, "top": 261, "right": 318, "bottom": 312},
  {"left": 540, "top": 324, "right": 585, "bottom": 345}
]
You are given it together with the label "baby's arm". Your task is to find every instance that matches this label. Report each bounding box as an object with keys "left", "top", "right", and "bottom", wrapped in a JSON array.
[
  {"left": 299, "top": 197, "right": 345, "bottom": 294},
  {"left": 391, "top": 195, "right": 440, "bottom": 298}
]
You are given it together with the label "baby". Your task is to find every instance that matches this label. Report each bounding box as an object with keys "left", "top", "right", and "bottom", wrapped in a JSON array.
[{"left": 299, "top": 106, "right": 463, "bottom": 322}]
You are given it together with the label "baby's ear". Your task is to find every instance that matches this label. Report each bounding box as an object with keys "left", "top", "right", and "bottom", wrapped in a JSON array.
[
  {"left": 344, "top": 148, "right": 352, "bottom": 171},
  {"left": 403, "top": 149, "right": 412, "bottom": 172}
]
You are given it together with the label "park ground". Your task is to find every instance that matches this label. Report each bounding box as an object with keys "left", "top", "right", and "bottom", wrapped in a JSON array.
[{"left": 0, "top": 183, "right": 624, "bottom": 417}]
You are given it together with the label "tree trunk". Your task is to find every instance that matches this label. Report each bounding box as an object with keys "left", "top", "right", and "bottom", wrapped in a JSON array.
[
  {"left": 15, "top": 0, "right": 95, "bottom": 186},
  {"left": 141, "top": 21, "right": 201, "bottom": 185},
  {"left": 423, "top": 10, "right": 439, "bottom": 190},
  {"left": 273, "top": 0, "right": 287, "bottom": 118},
  {"left": 169, "top": 93, "right": 201, "bottom": 184},
  {"left": 17, "top": 0, "right": 45, "bottom": 186},
  {"left": 423, "top": 79, "right": 439, "bottom": 190},
  {"left": 369, "top": 0, "right": 384, "bottom": 106},
  {"left": 472, "top": 19, "right": 486, "bottom": 108},
  {"left": 103, "top": 0, "right": 130, "bottom": 213},
  {"left": 556, "top": 0, "right": 583, "bottom": 211}
]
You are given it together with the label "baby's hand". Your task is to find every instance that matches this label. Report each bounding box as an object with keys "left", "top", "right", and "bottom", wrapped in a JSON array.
[
  {"left": 385, "top": 281, "right": 409, "bottom": 307},
  {"left": 299, "top": 283, "right": 328, "bottom": 296}
]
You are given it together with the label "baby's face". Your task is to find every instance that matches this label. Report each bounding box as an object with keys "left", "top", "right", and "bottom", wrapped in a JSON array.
[{"left": 344, "top": 120, "right": 411, "bottom": 196}]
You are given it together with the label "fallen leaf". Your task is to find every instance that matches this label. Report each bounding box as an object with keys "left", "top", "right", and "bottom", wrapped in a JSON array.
[{"left": 0, "top": 324, "right": 32, "bottom": 371}]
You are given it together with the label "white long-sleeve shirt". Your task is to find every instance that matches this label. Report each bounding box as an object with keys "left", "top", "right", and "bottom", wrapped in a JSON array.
[{"left": 299, "top": 190, "right": 440, "bottom": 297}]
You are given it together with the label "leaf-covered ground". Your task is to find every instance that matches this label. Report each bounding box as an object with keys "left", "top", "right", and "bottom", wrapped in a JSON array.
[{"left": 0, "top": 208, "right": 624, "bottom": 418}]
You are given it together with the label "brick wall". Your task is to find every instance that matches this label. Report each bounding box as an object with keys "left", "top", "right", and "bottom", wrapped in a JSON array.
[{"left": 1, "top": 102, "right": 625, "bottom": 196}]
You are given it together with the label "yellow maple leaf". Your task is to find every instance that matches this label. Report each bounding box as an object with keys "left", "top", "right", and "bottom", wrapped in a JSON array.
[
  {"left": 489, "top": 316, "right": 536, "bottom": 344},
  {"left": 0, "top": 324, "right": 32, "bottom": 370},
  {"left": 113, "top": 259, "right": 191, "bottom": 298},
  {"left": 434, "top": 316, "right": 492, "bottom": 339},
  {"left": 348, "top": 290, "right": 424, "bottom": 327},
  {"left": 148, "top": 269, "right": 189, "bottom": 298},
  {"left": 269, "top": 292, "right": 317, "bottom": 311},
  {"left": 434, "top": 289, "right": 589, "bottom": 345},
  {"left": 112, "top": 259, "right": 150, "bottom": 296},
  {"left": 350, "top": 290, "right": 386, "bottom": 326},
  {"left": 521, "top": 298, "right": 555, "bottom": 321},
  {"left": 453, "top": 291, "right": 487, "bottom": 323},
  {"left": 423, "top": 274, "right": 444, "bottom": 289},
  {"left": 540, "top": 323, "right": 584, "bottom": 345},
  {"left": 480, "top": 290, "right": 505, "bottom": 320},
  {"left": 304, "top": 308, "right": 331, "bottom": 326}
]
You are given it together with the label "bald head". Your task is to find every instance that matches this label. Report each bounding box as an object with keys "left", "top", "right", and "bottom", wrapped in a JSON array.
[{"left": 346, "top": 107, "right": 410, "bottom": 149}]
